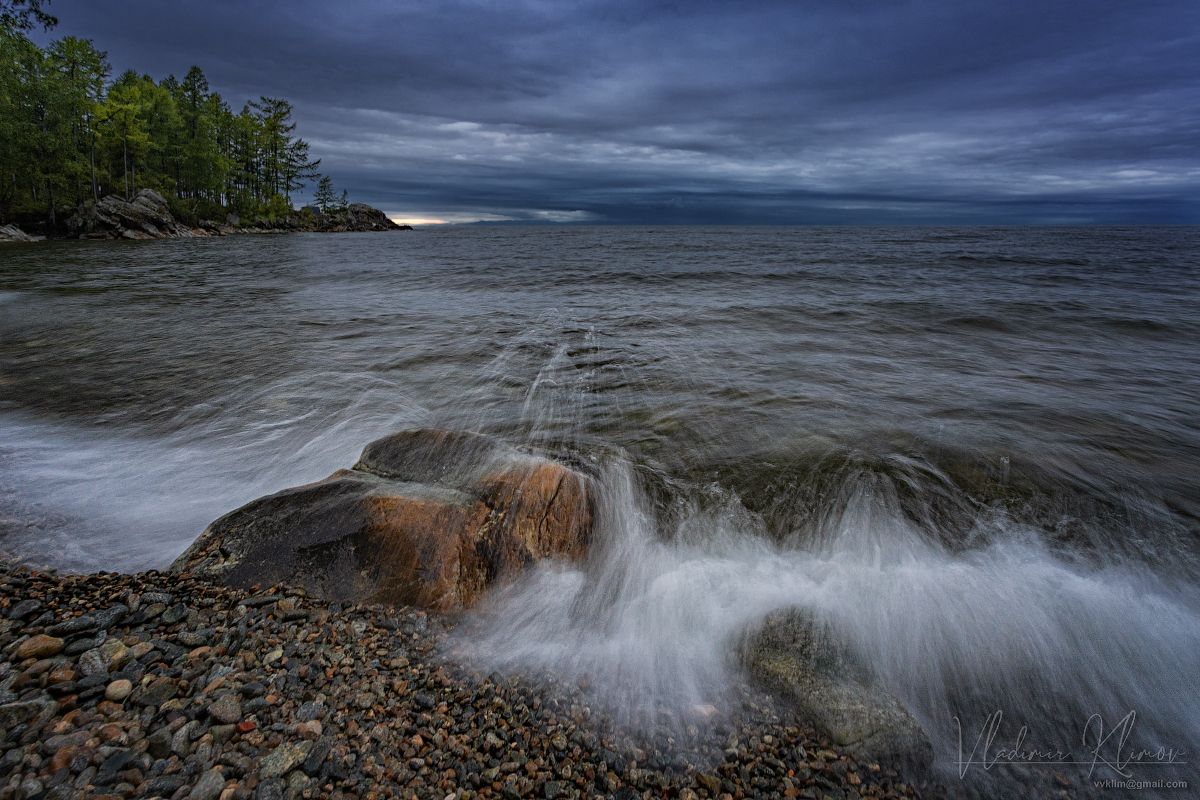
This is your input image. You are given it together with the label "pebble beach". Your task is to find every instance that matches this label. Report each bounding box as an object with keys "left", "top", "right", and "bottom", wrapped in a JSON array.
[{"left": 0, "top": 562, "right": 926, "bottom": 800}]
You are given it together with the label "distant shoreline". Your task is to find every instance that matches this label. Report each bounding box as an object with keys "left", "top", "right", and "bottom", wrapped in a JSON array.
[{"left": 0, "top": 189, "right": 411, "bottom": 244}]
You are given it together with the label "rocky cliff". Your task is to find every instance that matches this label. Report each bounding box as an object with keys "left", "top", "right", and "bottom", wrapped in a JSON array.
[
  {"left": 0, "top": 224, "right": 44, "bottom": 243},
  {"left": 66, "top": 189, "right": 207, "bottom": 240},
  {"left": 45, "top": 189, "right": 410, "bottom": 240}
]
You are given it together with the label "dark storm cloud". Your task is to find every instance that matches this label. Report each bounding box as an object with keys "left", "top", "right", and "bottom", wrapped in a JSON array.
[{"left": 39, "top": 0, "right": 1200, "bottom": 222}]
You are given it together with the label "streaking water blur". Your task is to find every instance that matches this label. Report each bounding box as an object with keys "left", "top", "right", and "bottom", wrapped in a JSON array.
[{"left": 1, "top": 226, "right": 1198, "bottom": 790}]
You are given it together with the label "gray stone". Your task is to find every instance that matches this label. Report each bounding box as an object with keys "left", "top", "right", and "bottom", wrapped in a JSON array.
[
  {"left": 742, "top": 608, "right": 932, "bottom": 768},
  {"left": 105, "top": 679, "right": 133, "bottom": 702},
  {"left": 255, "top": 778, "right": 284, "bottom": 800},
  {"left": 207, "top": 693, "right": 242, "bottom": 725},
  {"left": 136, "top": 677, "right": 178, "bottom": 706},
  {"left": 47, "top": 615, "right": 98, "bottom": 637},
  {"left": 302, "top": 737, "right": 331, "bottom": 775},
  {"left": 260, "top": 741, "right": 312, "bottom": 779},
  {"left": 66, "top": 188, "right": 202, "bottom": 240},
  {"left": 0, "top": 698, "right": 56, "bottom": 729},
  {"left": 96, "top": 748, "right": 135, "bottom": 784},
  {"left": 0, "top": 223, "right": 43, "bottom": 242},
  {"left": 295, "top": 701, "right": 325, "bottom": 722},
  {"left": 147, "top": 727, "right": 172, "bottom": 759},
  {"left": 161, "top": 603, "right": 188, "bottom": 625},
  {"left": 6, "top": 599, "right": 42, "bottom": 620},
  {"left": 146, "top": 775, "right": 186, "bottom": 795},
  {"left": 93, "top": 604, "right": 128, "bottom": 630},
  {"left": 210, "top": 724, "right": 236, "bottom": 743},
  {"left": 76, "top": 648, "right": 109, "bottom": 677},
  {"left": 187, "top": 767, "right": 225, "bottom": 800},
  {"left": 171, "top": 720, "right": 198, "bottom": 755}
]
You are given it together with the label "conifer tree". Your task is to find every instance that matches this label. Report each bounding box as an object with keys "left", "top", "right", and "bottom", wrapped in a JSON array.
[
  {"left": 0, "top": 8, "right": 328, "bottom": 227},
  {"left": 313, "top": 174, "right": 336, "bottom": 212}
]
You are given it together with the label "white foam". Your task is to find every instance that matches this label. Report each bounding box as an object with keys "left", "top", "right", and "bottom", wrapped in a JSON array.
[{"left": 462, "top": 455, "right": 1200, "bottom": 777}]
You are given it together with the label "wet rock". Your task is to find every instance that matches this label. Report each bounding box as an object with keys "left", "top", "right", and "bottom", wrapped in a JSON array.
[
  {"left": 294, "top": 701, "right": 324, "bottom": 721},
  {"left": 162, "top": 603, "right": 188, "bottom": 624},
  {"left": 93, "top": 604, "right": 128, "bottom": 630},
  {"left": 15, "top": 634, "right": 65, "bottom": 660},
  {"left": 207, "top": 693, "right": 242, "bottom": 725},
  {"left": 135, "top": 676, "right": 178, "bottom": 706},
  {"left": 172, "top": 428, "right": 594, "bottom": 611},
  {"left": 188, "top": 767, "right": 226, "bottom": 800},
  {"left": 48, "top": 614, "right": 98, "bottom": 637},
  {"left": 260, "top": 741, "right": 312, "bottom": 778},
  {"left": 0, "top": 697, "right": 56, "bottom": 728},
  {"left": 147, "top": 727, "right": 173, "bottom": 759},
  {"left": 146, "top": 775, "right": 187, "bottom": 795},
  {"left": 6, "top": 598, "right": 42, "bottom": 620},
  {"left": 104, "top": 679, "right": 132, "bottom": 702},
  {"left": 742, "top": 609, "right": 933, "bottom": 768},
  {"left": 95, "top": 748, "right": 135, "bottom": 784},
  {"left": 77, "top": 647, "right": 110, "bottom": 677},
  {"left": 255, "top": 778, "right": 284, "bottom": 800}
]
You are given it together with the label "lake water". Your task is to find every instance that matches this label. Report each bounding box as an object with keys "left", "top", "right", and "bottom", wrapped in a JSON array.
[{"left": 1, "top": 226, "right": 1197, "bottom": 792}]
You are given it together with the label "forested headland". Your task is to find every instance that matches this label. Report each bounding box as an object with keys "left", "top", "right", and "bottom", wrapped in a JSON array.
[{"left": 0, "top": 1, "right": 355, "bottom": 234}]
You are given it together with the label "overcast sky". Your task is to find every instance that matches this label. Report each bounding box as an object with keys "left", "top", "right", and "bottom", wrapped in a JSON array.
[{"left": 39, "top": 0, "right": 1200, "bottom": 224}]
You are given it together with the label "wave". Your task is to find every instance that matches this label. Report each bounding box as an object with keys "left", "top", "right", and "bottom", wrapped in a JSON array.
[{"left": 460, "top": 451, "right": 1200, "bottom": 794}]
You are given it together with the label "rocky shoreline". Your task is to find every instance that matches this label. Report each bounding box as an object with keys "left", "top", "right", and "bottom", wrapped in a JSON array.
[
  {"left": 0, "top": 190, "right": 411, "bottom": 243},
  {"left": 0, "top": 562, "right": 929, "bottom": 800}
]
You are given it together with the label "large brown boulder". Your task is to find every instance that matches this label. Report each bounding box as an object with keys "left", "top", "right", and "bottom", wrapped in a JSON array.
[{"left": 171, "top": 429, "right": 593, "bottom": 611}]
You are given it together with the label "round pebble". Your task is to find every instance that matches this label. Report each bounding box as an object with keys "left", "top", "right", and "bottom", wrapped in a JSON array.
[{"left": 105, "top": 678, "right": 133, "bottom": 701}]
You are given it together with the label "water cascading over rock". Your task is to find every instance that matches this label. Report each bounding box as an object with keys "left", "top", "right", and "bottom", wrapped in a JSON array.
[
  {"left": 742, "top": 609, "right": 933, "bottom": 767},
  {"left": 171, "top": 429, "right": 594, "bottom": 611}
]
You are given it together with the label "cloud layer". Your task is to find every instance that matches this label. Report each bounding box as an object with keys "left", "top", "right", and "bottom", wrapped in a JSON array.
[{"left": 44, "top": 0, "right": 1200, "bottom": 223}]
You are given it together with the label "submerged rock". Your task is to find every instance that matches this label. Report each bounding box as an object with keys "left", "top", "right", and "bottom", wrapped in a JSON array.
[
  {"left": 743, "top": 609, "right": 933, "bottom": 768},
  {"left": 172, "top": 429, "right": 594, "bottom": 611},
  {"left": 66, "top": 188, "right": 204, "bottom": 240}
]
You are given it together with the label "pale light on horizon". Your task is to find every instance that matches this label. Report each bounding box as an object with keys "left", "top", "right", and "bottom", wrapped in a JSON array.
[
  {"left": 387, "top": 211, "right": 518, "bottom": 226},
  {"left": 389, "top": 217, "right": 449, "bottom": 226}
]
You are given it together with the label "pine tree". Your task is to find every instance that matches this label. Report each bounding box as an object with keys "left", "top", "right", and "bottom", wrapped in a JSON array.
[
  {"left": 313, "top": 174, "right": 336, "bottom": 212},
  {"left": 0, "top": 7, "right": 329, "bottom": 226},
  {"left": 0, "top": 0, "right": 56, "bottom": 32}
]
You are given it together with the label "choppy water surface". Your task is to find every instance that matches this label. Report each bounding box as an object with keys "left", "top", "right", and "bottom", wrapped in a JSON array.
[{"left": 2, "top": 227, "right": 1198, "bottom": 792}]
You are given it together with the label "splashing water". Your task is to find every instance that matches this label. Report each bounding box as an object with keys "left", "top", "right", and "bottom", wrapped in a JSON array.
[
  {"left": 463, "top": 447, "right": 1200, "bottom": 790},
  {"left": 451, "top": 322, "right": 1200, "bottom": 793}
]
